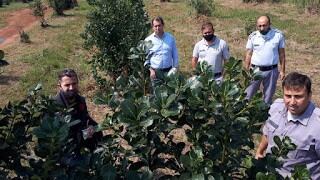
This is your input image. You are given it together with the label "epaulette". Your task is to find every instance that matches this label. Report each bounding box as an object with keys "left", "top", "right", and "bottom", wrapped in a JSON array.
[
  {"left": 269, "top": 98, "right": 285, "bottom": 114},
  {"left": 314, "top": 107, "right": 320, "bottom": 116},
  {"left": 248, "top": 31, "right": 257, "bottom": 39},
  {"left": 273, "top": 98, "right": 284, "bottom": 103}
]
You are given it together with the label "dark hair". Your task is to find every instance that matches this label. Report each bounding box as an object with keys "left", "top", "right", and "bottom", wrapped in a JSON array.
[
  {"left": 282, "top": 72, "right": 312, "bottom": 95},
  {"left": 58, "top": 68, "right": 78, "bottom": 81},
  {"left": 201, "top": 21, "right": 214, "bottom": 31},
  {"left": 151, "top": 16, "right": 164, "bottom": 26}
]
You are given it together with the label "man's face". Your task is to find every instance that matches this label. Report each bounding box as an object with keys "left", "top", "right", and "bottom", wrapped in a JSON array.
[
  {"left": 59, "top": 76, "right": 79, "bottom": 98},
  {"left": 202, "top": 26, "right": 215, "bottom": 41},
  {"left": 283, "top": 86, "right": 311, "bottom": 116},
  {"left": 152, "top": 20, "right": 164, "bottom": 36},
  {"left": 202, "top": 26, "right": 214, "bottom": 36},
  {"left": 256, "top": 17, "right": 270, "bottom": 34}
]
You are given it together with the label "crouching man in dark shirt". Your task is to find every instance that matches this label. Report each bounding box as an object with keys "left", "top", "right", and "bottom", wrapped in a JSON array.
[{"left": 54, "top": 68, "right": 102, "bottom": 157}]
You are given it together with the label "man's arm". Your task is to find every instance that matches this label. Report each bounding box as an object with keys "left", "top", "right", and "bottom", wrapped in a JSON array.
[
  {"left": 279, "top": 48, "right": 286, "bottom": 80},
  {"left": 244, "top": 49, "right": 253, "bottom": 70},
  {"left": 172, "top": 38, "right": 179, "bottom": 68},
  {"left": 255, "top": 135, "right": 268, "bottom": 159},
  {"left": 192, "top": 57, "right": 198, "bottom": 69}
]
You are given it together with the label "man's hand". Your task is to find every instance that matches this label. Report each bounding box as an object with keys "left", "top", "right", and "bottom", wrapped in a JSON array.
[
  {"left": 150, "top": 68, "right": 156, "bottom": 79},
  {"left": 86, "top": 125, "right": 95, "bottom": 139},
  {"left": 279, "top": 71, "right": 285, "bottom": 80},
  {"left": 255, "top": 151, "right": 265, "bottom": 159}
]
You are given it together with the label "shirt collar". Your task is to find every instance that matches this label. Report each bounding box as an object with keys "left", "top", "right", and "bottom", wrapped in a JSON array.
[
  {"left": 258, "top": 28, "right": 275, "bottom": 40},
  {"left": 202, "top": 37, "right": 217, "bottom": 46},
  {"left": 153, "top": 32, "right": 165, "bottom": 39},
  {"left": 287, "top": 102, "right": 315, "bottom": 126}
]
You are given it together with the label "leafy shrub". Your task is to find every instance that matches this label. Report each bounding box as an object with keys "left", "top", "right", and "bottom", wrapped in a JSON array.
[
  {"left": 0, "top": 49, "right": 311, "bottom": 179},
  {"left": 82, "top": 0, "right": 149, "bottom": 88},
  {"left": 20, "top": 30, "right": 31, "bottom": 43},
  {"left": 187, "top": 0, "right": 215, "bottom": 16},
  {"left": 90, "top": 41, "right": 311, "bottom": 178},
  {"left": 30, "top": 0, "right": 48, "bottom": 28},
  {"left": 48, "top": 0, "right": 65, "bottom": 15}
]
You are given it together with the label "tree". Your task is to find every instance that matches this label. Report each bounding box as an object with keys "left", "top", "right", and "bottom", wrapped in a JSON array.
[{"left": 82, "top": 0, "right": 149, "bottom": 88}]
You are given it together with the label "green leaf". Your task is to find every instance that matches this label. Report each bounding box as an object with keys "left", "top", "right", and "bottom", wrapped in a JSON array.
[
  {"left": 273, "top": 136, "right": 282, "bottom": 149},
  {"left": 271, "top": 146, "right": 280, "bottom": 155},
  {"left": 164, "top": 94, "right": 177, "bottom": 108},
  {"left": 161, "top": 108, "right": 180, "bottom": 118},
  {"left": 100, "top": 164, "right": 116, "bottom": 180},
  {"left": 291, "top": 164, "right": 310, "bottom": 180},
  {"left": 139, "top": 119, "right": 153, "bottom": 128},
  {"left": 191, "top": 173, "right": 205, "bottom": 180}
]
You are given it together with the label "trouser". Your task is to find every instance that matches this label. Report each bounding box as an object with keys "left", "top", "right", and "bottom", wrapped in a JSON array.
[
  {"left": 151, "top": 68, "right": 170, "bottom": 90},
  {"left": 245, "top": 68, "right": 279, "bottom": 104}
]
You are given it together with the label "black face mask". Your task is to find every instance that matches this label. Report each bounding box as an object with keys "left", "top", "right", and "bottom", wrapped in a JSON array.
[
  {"left": 203, "top": 34, "right": 215, "bottom": 41},
  {"left": 260, "top": 28, "right": 271, "bottom": 35}
]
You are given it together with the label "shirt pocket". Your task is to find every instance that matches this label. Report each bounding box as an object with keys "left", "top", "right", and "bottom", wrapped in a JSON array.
[{"left": 291, "top": 138, "right": 317, "bottom": 160}]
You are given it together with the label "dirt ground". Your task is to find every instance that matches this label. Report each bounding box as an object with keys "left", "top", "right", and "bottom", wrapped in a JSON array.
[{"left": 0, "top": 8, "right": 38, "bottom": 48}]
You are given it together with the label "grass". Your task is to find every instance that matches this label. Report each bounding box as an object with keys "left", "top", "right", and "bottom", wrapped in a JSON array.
[
  {"left": 0, "top": 0, "right": 92, "bottom": 105},
  {"left": 0, "top": 1, "right": 31, "bottom": 28}
]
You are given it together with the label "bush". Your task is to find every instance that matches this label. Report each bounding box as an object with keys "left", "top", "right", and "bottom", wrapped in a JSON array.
[
  {"left": 0, "top": 53, "right": 311, "bottom": 179},
  {"left": 30, "top": 0, "right": 48, "bottom": 27},
  {"left": 20, "top": 30, "right": 31, "bottom": 43},
  {"left": 82, "top": 0, "right": 149, "bottom": 88},
  {"left": 187, "top": 0, "right": 215, "bottom": 16},
  {"left": 48, "top": 0, "right": 65, "bottom": 15}
]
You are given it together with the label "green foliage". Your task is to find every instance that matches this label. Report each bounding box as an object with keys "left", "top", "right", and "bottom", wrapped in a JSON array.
[
  {"left": 48, "top": 0, "right": 66, "bottom": 15},
  {"left": 187, "top": 0, "right": 215, "bottom": 16},
  {"left": 94, "top": 43, "right": 274, "bottom": 177},
  {"left": 82, "top": 0, "right": 149, "bottom": 87},
  {"left": 0, "top": 84, "right": 60, "bottom": 178},
  {"left": 0, "top": 46, "right": 312, "bottom": 179}
]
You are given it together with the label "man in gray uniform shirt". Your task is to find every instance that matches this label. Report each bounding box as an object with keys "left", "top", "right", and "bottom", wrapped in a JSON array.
[
  {"left": 244, "top": 15, "right": 286, "bottom": 104},
  {"left": 192, "top": 21, "right": 230, "bottom": 82},
  {"left": 255, "top": 72, "right": 320, "bottom": 179}
]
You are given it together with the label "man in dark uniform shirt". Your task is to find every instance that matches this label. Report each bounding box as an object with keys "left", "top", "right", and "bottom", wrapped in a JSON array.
[{"left": 54, "top": 68, "right": 102, "bottom": 156}]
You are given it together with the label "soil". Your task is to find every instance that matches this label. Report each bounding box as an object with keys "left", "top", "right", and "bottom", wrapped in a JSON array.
[{"left": 0, "top": 8, "right": 38, "bottom": 49}]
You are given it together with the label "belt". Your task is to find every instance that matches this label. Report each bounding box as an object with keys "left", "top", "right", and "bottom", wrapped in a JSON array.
[
  {"left": 155, "top": 66, "right": 172, "bottom": 72},
  {"left": 251, "top": 64, "right": 278, "bottom": 71},
  {"left": 214, "top": 72, "right": 222, "bottom": 77}
]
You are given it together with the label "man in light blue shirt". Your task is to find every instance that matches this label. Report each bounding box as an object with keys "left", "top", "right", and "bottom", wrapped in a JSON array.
[
  {"left": 256, "top": 72, "right": 320, "bottom": 179},
  {"left": 244, "top": 15, "right": 286, "bottom": 104},
  {"left": 145, "top": 16, "right": 179, "bottom": 87},
  {"left": 192, "top": 21, "right": 230, "bottom": 82}
]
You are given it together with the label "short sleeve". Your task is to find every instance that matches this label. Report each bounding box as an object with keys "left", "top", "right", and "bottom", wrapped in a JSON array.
[
  {"left": 192, "top": 43, "right": 199, "bottom": 58},
  {"left": 262, "top": 123, "right": 268, "bottom": 136},
  {"left": 246, "top": 37, "right": 253, "bottom": 50},
  {"left": 279, "top": 34, "right": 285, "bottom": 49},
  {"left": 223, "top": 43, "right": 230, "bottom": 60}
]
